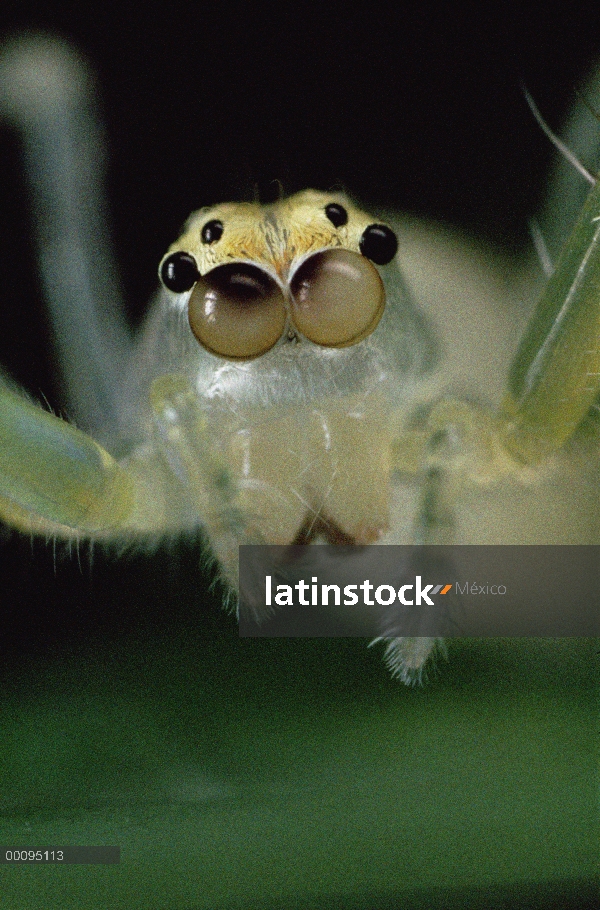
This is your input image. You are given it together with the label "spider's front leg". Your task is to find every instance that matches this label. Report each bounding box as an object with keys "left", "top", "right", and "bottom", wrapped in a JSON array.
[
  {"left": 0, "top": 377, "right": 209, "bottom": 546},
  {"left": 501, "top": 178, "right": 600, "bottom": 465},
  {"left": 0, "top": 380, "right": 135, "bottom": 537}
]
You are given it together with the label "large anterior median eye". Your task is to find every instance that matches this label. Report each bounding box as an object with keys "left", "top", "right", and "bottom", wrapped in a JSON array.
[
  {"left": 289, "top": 250, "right": 385, "bottom": 347},
  {"left": 188, "top": 263, "right": 287, "bottom": 359}
]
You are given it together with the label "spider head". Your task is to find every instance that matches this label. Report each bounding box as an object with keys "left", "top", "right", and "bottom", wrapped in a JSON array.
[{"left": 159, "top": 190, "right": 398, "bottom": 361}]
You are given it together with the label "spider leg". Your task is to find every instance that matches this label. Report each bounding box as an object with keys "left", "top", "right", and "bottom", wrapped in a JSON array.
[
  {"left": 501, "top": 179, "right": 600, "bottom": 464},
  {"left": 0, "top": 35, "right": 133, "bottom": 440},
  {"left": 375, "top": 409, "right": 472, "bottom": 684},
  {"left": 382, "top": 394, "right": 531, "bottom": 684},
  {"left": 149, "top": 374, "right": 266, "bottom": 592},
  {"left": 0, "top": 379, "right": 187, "bottom": 539},
  {"left": 535, "top": 69, "right": 600, "bottom": 266},
  {"left": 371, "top": 474, "right": 450, "bottom": 685}
]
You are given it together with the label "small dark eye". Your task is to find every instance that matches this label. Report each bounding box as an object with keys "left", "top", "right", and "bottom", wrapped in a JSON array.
[
  {"left": 325, "top": 203, "right": 348, "bottom": 227},
  {"left": 160, "top": 252, "right": 199, "bottom": 293},
  {"left": 359, "top": 224, "right": 398, "bottom": 265},
  {"left": 201, "top": 219, "right": 224, "bottom": 244}
]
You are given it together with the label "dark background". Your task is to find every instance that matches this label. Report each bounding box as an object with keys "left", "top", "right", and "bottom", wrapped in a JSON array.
[{"left": 0, "top": 2, "right": 600, "bottom": 658}]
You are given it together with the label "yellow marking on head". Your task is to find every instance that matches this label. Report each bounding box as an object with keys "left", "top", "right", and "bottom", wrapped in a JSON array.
[{"left": 164, "top": 190, "right": 375, "bottom": 281}]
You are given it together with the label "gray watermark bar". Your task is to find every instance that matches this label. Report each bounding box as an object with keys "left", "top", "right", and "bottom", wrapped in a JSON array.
[
  {"left": 239, "top": 545, "right": 600, "bottom": 637},
  {"left": 1, "top": 846, "right": 120, "bottom": 864}
]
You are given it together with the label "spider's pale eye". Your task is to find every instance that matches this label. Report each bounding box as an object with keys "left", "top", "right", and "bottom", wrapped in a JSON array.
[
  {"left": 290, "top": 249, "right": 385, "bottom": 348},
  {"left": 325, "top": 203, "right": 348, "bottom": 227},
  {"left": 188, "top": 263, "right": 287, "bottom": 360},
  {"left": 201, "top": 219, "right": 224, "bottom": 244},
  {"left": 160, "top": 252, "right": 200, "bottom": 293},
  {"left": 359, "top": 224, "right": 398, "bottom": 265}
]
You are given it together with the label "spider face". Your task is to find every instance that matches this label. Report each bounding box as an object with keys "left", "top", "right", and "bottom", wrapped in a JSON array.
[{"left": 159, "top": 190, "right": 396, "bottom": 360}]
